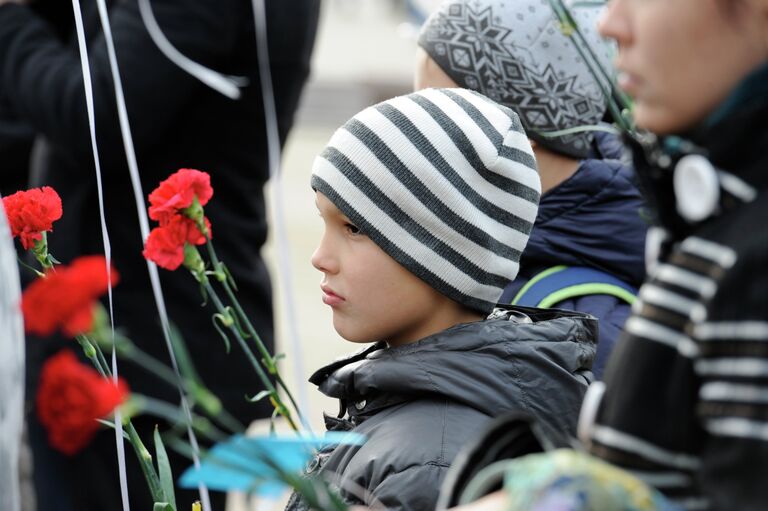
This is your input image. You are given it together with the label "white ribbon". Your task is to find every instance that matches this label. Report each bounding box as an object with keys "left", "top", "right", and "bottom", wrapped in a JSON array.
[
  {"left": 72, "top": 0, "right": 212, "bottom": 508},
  {"left": 69, "top": 2, "right": 130, "bottom": 509},
  {"left": 137, "top": 0, "right": 247, "bottom": 100}
]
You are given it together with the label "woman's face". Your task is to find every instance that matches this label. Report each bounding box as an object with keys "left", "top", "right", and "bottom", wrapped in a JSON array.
[{"left": 599, "top": 0, "right": 768, "bottom": 133}]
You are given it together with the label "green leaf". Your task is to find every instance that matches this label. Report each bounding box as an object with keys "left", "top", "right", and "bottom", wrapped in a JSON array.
[
  {"left": 211, "top": 314, "right": 232, "bottom": 353},
  {"left": 229, "top": 309, "right": 251, "bottom": 340},
  {"left": 168, "top": 322, "right": 203, "bottom": 384},
  {"left": 270, "top": 408, "right": 279, "bottom": 434},
  {"left": 126, "top": 422, "right": 165, "bottom": 503},
  {"left": 221, "top": 262, "right": 238, "bottom": 291},
  {"left": 153, "top": 503, "right": 174, "bottom": 511},
  {"left": 198, "top": 281, "right": 209, "bottom": 306},
  {"left": 95, "top": 419, "right": 131, "bottom": 441},
  {"left": 247, "top": 390, "right": 271, "bottom": 403},
  {"left": 154, "top": 427, "right": 177, "bottom": 511}
]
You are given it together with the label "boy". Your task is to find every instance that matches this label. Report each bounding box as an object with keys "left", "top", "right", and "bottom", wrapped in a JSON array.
[
  {"left": 416, "top": 0, "right": 648, "bottom": 378},
  {"left": 285, "top": 88, "right": 596, "bottom": 511}
]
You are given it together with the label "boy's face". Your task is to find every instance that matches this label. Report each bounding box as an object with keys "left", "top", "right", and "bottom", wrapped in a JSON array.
[{"left": 312, "top": 192, "right": 474, "bottom": 347}]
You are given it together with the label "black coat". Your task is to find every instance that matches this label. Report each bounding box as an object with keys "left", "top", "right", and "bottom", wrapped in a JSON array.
[
  {"left": 0, "top": 1, "right": 319, "bottom": 509},
  {"left": 287, "top": 305, "right": 596, "bottom": 511},
  {"left": 586, "top": 63, "right": 768, "bottom": 510},
  {"left": 0, "top": 0, "right": 318, "bottom": 419}
]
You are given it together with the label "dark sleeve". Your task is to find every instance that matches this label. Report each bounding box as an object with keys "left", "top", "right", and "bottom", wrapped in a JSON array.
[
  {"left": 0, "top": 1, "right": 240, "bottom": 166},
  {"left": 695, "top": 246, "right": 768, "bottom": 510}
]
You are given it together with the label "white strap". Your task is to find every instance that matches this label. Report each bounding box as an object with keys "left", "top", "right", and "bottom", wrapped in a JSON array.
[
  {"left": 137, "top": 0, "right": 247, "bottom": 100},
  {"left": 75, "top": 0, "right": 212, "bottom": 508},
  {"left": 69, "top": 1, "right": 129, "bottom": 509}
]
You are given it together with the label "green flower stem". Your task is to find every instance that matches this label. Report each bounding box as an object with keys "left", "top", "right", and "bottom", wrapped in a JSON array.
[
  {"left": 89, "top": 307, "right": 246, "bottom": 434},
  {"left": 16, "top": 256, "right": 45, "bottom": 277},
  {"left": 76, "top": 334, "right": 110, "bottom": 378},
  {"left": 133, "top": 395, "right": 228, "bottom": 443},
  {"left": 75, "top": 335, "right": 168, "bottom": 507},
  {"left": 31, "top": 232, "right": 55, "bottom": 271},
  {"left": 203, "top": 238, "right": 306, "bottom": 428},
  {"left": 126, "top": 421, "right": 166, "bottom": 504},
  {"left": 118, "top": 342, "right": 245, "bottom": 434},
  {"left": 202, "top": 279, "right": 299, "bottom": 431},
  {"left": 547, "top": 0, "right": 634, "bottom": 133},
  {"left": 92, "top": 338, "right": 113, "bottom": 380},
  {"left": 221, "top": 277, "right": 305, "bottom": 423}
]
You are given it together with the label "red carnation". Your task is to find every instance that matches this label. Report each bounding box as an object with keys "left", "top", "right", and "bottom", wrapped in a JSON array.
[
  {"left": 37, "top": 350, "right": 129, "bottom": 455},
  {"left": 2, "top": 186, "right": 63, "bottom": 250},
  {"left": 142, "top": 215, "right": 211, "bottom": 271},
  {"left": 148, "top": 168, "right": 213, "bottom": 224},
  {"left": 22, "top": 255, "right": 119, "bottom": 337}
]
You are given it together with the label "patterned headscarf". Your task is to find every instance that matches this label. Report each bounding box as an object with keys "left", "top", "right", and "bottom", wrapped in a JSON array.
[{"left": 418, "top": 0, "right": 614, "bottom": 158}]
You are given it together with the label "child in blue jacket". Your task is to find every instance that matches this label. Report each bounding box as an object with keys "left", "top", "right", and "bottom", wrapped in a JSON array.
[{"left": 416, "top": 0, "right": 648, "bottom": 378}]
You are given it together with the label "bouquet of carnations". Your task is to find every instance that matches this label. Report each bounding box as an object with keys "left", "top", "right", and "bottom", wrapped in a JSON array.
[{"left": 4, "top": 170, "right": 357, "bottom": 511}]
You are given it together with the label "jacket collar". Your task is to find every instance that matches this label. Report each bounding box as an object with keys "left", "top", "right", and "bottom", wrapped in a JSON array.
[{"left": 309, "top": 305, "right": 596, "bottom": 420}]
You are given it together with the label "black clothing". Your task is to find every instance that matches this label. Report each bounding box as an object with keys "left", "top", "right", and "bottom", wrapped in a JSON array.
[
  {"left": 0, "top": 1, "right": 319, "bottom": 509},
  {"left": 585, "top": 64, "right": 768, "bottom": 510},
  {"left": 287, "top": 306, "right": 596, "bottom": 511}
]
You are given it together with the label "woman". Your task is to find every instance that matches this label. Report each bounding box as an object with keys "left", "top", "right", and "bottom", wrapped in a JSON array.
[
  {"left": 585, "top": 0, "right": 768, "bottom": 509},
  {"left": 447, "top": 0, "right": 768, "bottom": 509}
]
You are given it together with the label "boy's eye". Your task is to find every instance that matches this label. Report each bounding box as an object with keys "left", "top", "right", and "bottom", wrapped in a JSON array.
[{"left": 345, "top": 222, "right": 361, "bottom": 235}]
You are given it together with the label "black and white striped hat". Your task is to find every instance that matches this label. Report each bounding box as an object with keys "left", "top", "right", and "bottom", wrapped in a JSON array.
[{"left": 311, "top": 88, "right": 540, "bottom": 313}]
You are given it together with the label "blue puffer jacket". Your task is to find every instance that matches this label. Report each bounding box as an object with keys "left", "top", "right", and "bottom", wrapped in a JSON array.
[{"left": 500, "top": 134, "right": 647, "bottom": 378}]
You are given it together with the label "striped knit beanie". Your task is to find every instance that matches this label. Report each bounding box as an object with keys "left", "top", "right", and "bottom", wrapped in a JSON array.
[
  {"left": 418, "top": 0, "right": 613, "bottom": 159},
  {"left": 311, "top": 88, "right": 541, "bottom": 313}
]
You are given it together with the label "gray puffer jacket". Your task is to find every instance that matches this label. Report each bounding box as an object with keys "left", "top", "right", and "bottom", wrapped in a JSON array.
[{"left": 285, "top": 305, "right": 596, "bottom": 511}]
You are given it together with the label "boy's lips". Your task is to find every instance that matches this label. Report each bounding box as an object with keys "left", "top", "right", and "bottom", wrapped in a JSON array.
[{"left": 320, "top": 284, "right": 345, "bottom": 307}]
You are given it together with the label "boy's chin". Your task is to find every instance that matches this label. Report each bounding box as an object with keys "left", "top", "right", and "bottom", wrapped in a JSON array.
[{"left": 333, "top": 326, "right": 379, "bottom": 345}]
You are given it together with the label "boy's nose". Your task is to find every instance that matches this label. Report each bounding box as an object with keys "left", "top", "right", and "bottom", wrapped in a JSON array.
[{"left": 311, "top": 238, "right": 337, "bottom": 274}]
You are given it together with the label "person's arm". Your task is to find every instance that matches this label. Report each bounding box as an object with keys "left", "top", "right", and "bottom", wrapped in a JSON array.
[
  {"left": 695, "top": 253, "right": 768, "bottom": 509},
  {"left": 0, "top": 0, "right": 240, "bottom": 166}
]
